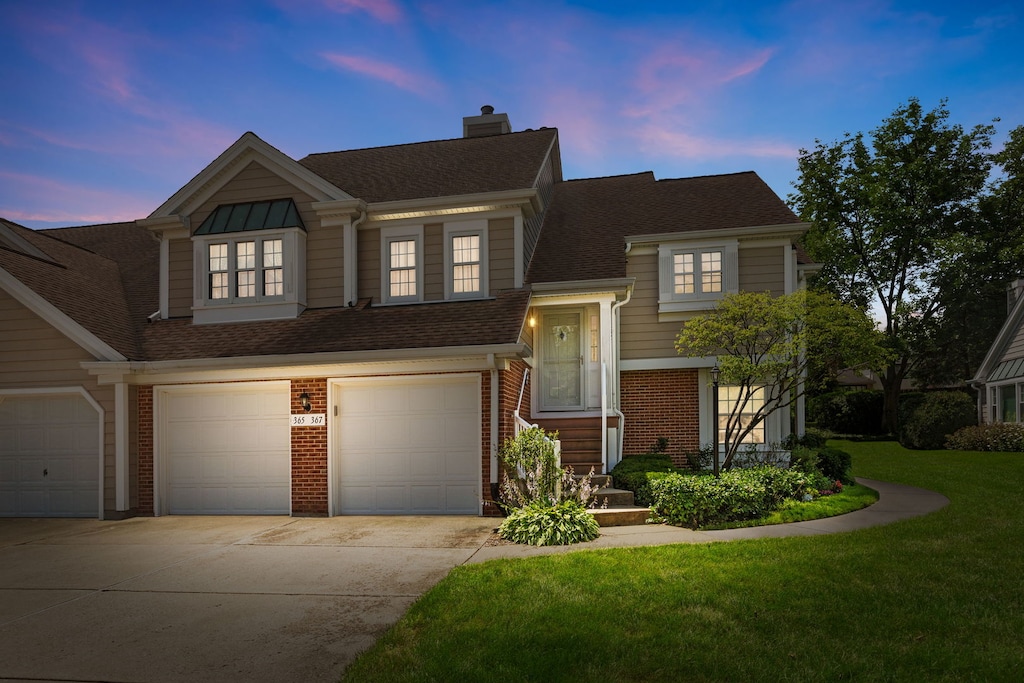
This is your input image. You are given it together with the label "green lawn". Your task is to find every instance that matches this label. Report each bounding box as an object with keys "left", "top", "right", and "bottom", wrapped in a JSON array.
[{"left": 342, "top": 441, "right": 1024, "bottom": 682}]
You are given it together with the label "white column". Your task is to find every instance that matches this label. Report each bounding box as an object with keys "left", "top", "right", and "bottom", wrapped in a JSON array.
[{"left": 114, "top": 382, "right": 129, "bottom": 512}]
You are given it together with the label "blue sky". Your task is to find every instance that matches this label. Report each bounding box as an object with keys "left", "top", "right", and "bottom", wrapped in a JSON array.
[{"left": 1, "top": 0, "right": 1021, "bottom": 229}]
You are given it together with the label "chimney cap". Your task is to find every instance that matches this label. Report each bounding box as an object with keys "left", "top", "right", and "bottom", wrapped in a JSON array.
[{"left": 480, "top": 104, "right": 495, "bottom": 115}]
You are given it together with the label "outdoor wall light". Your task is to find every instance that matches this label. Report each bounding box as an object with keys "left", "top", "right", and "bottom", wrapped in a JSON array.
[
  {"left": 528, "top": 312, "right": 537, "bottom": 328},
  {"left": 299, "top": 392, "right": 312, "bottom": 412}
]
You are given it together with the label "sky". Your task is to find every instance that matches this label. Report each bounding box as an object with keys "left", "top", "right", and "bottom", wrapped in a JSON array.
[{"left": 1, "top": 0, "right": 1022, "bottom": 230}]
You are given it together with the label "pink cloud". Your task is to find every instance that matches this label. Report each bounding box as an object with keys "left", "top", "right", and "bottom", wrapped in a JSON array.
[
  {"left": 633, "top": 125, "right": 797, "bottom": 161},
  {"left": 323, "top": 0, "right": 403, "bottom": 23},
  {"left": 320, "top": 52, "right": 438, "bottom": 96},
  {"left": 0, "top": 171, "right": 158, "bottom": 226}
]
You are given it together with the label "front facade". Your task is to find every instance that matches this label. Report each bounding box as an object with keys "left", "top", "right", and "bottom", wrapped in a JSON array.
[
  {"left": 0, "top": 108, "right": 813, "bottom": 519},
  {"left": 971, "top": 279, "right": 1024, "bottom": 425}
]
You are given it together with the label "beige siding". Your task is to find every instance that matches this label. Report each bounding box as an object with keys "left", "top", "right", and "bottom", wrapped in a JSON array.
[
  {"left": 0, "top": 289, "right": 116, "bottom": 512},
  {"left": 358, "top": 226, "right": 382, "bottom": 303},
  {"left": 172, "top": 160, "right": 345, "bottom": 314},
  {"left": 738, "top": 245, "right": 786, "bottom": 295},
  {"left": 489, "top": 217, "right": 515, "bottom": 293},
  {"left": 1002, "top": 320, "right": 1024, "bottom": 362},
  {"left": 620, "top": 252, "right": 680, "bottom": 360},
  {"left": 167, "top": 238, "right": 192, "bottom": 317},
  {"left": 424, "top": 223, "right": 443, "bottom": 301}
]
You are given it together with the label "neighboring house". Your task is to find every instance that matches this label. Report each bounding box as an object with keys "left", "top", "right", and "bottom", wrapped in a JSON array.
[
  {"left": 970, "top": 279, "right": 1024, "bottom": 424},
  {"left": 0, "top": 107, "right": 815, "bottom": 519}
]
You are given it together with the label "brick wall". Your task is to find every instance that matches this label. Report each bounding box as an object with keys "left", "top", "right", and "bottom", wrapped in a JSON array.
[
  {"left": 291, "top": 378, "right": 328, "bottom": 516},
  {"left": 136, "top": 386, "right": 154, "bottom": 516},
  {"left": 620, "top": 369, "right": 700, "bottom": 468}
]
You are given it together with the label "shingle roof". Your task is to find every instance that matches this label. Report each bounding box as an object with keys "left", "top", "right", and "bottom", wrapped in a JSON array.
[
  {"left": 298, "top": 128, "right": 559, "bottom": 203},
  {"left": 0, "top": 219, "right": 157, "bottom": 359},
  {"left": 140, "top": 290, "right": 530, "bottom": 361},
  {"left": 526, "top": 171, "right": 804, "bottom": 284}
]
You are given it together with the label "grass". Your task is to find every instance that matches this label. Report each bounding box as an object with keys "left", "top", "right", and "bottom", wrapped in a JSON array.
[
  {"left": 342, "top": 441, "right": 1024, "bottom": 682},
  {"left": 701, "top": 482, "right": 879, "bottom": 530}
]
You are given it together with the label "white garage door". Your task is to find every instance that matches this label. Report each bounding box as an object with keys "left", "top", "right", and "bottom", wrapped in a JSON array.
[
  {"left": 337, "top": 375, "right": 480, "bottom": 514},
  {"left": 0, "top": 393, "right": 100, "bottom": 518},
  {"left": 160, "top": 383, "right": 290, "bottom": 515}
]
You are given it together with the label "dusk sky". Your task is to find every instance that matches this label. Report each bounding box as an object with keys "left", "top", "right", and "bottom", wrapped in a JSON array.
[{"left": 2, "top": 0, "right": 1022, "bottom": 230}]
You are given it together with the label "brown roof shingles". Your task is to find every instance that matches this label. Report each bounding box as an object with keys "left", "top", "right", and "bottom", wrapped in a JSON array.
[
  {"left": 0, "top": 219, "right": 156, "bottom": 360},
  {"left": 141, "top": 290, "right": 531, "bottom": 361},
  {"left": 526, "top": 171, "right": 803, "bottom": 284},
  {"left": 298, "top": 128, "right": 558, "bottom": 202}
]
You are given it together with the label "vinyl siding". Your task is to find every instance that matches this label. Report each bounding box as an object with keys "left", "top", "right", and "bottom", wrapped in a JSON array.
[
  {"left": 358, "top": 226, "right": 382, "bottom": 303},
  {"left": 424, "top": 223, "right": 443, "bottom": 301},
  {"left": 620, "top": 244, "right": 790, "bottom": 361},
  {"left": 489, "top": 217, "right": 515, "bottom": 293},
  {"left": 167, "top": 238, "right": 192, "bottom": 317},
  {"left": 0, "top": 288, "right": 116, "bottom": 512},
  {"left": 1002, "top": 320, "right": 1024, "bottom": 362},
  {"left": 738, "top": 245, "right": 786, "bottom": 295}
]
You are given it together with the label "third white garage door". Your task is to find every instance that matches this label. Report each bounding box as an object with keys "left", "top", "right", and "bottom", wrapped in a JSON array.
[{"left": 336, "top": 375, "right": 480, "bottom": 514}]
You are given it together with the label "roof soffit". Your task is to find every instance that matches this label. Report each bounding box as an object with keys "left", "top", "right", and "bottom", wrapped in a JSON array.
[{"left": 149, "top": 132, "right": 353, "bottom": 220}]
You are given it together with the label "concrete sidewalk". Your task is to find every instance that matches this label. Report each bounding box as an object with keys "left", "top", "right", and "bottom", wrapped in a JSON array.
[
  {"left": 0, "top": 479, "right": 947, "bottom": 683},
  {"left": 465, "top": 478, "right": 950, "bottom": 563}
]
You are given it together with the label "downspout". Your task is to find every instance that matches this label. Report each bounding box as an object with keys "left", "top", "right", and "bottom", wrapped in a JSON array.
[
  {"left": 610, "top": 243, "right": 635, "bottom": 464},
  {"left": 488, "top": 353, "right": 500, "bottom": 508},
  {"left": 345, "top": 209, "right": 367, "bottom": 306}
]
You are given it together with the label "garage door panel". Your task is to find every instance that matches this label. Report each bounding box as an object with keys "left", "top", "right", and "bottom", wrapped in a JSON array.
[
  {"left": 337, "top": 376, "right": 480, "bottom": 515},
  {"left": 0, "top": 394, "right": 99, "bottom": 518},
  {"left": 162, "top": 384, "right": 289, "bottom": 515}
]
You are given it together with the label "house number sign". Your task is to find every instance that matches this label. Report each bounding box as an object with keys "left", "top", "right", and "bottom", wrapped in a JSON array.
[{"left": 290, "top": 414, "right": 326, "bottom": 427}]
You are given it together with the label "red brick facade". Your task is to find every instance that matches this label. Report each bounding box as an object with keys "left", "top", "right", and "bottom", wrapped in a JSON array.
[
  {"left": 621, "top": 369, "right": 701, "bottom": 468},
  {"left": 290, "top": 378, "right": 328, "bottom": 516},
  {"left": 136, "top": 386, "right": 154, "bottom": 516}
]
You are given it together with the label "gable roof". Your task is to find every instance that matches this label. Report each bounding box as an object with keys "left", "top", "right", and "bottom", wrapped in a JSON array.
[
  {"left": 0, "top": 218, "right": 158, "bottom": 360},
  {"left": 972, "top": 282, "right": 1024, "bottom": 385},
  {"left": 298, "top": 128, "right": 559, "bottom": 203},
  {"left": 526, "top": 171, "right": 804, "bottom": 284}
]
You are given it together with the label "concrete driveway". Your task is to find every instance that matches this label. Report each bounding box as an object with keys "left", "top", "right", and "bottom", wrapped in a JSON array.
[{"left": 0, "top": 515, "right": 496, "bottom": 683}]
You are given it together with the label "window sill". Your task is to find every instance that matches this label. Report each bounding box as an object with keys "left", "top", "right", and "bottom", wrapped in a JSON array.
[{"left": 192, "top": 301, "right": 305, "bottom": 325}]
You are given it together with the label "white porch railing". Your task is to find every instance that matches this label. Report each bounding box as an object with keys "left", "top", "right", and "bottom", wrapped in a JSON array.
[{"left": 511, "top": 367, "right": 560, "bottom": 466}]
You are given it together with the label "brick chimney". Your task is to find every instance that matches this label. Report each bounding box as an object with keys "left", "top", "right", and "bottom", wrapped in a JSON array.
[{"left": 463, "top": 105, "right": 512, "bottom": 138}]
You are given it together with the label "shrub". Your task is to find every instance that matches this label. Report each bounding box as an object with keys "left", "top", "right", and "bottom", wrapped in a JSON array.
[
  {"left": 900, "top": 391, "right": 977, "bottom": 450},
  {"left": 648, "top": 467, "right": 810, "bottom": 529},
  {"left": 498, "top": 500, "right": 601, "bottom": 546},
  {"left": 816, "top": 447, "right": 853, "bottom": 484},
  {"left": 946, "top": 423, "right": 1024, "bottom": 452},
  {"left": 808, "top": 390, "right": 885, "bottom": 435},
  {"left": 615, "top": 470, "right": 674, "bottom": 506}
]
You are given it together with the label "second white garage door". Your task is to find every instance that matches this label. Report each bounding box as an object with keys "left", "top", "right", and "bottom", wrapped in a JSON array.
[
  {"left": 336, "top": 375, "right": 480, "bottom": 514},
  {"left": 159, "top": 383, "right": 290, "bottom": 515}
]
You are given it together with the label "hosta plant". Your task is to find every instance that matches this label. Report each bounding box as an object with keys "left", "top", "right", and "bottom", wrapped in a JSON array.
[{"left": 498, "top": 500, "right": 601, "bottom": 546}]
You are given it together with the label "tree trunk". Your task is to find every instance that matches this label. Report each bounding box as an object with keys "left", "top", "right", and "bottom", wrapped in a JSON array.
[{"left": 880, "top": 366, "right": 904, "bottom": 435}]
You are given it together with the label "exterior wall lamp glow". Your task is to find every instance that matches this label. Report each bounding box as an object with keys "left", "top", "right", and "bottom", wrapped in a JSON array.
[{"left": 299, "top": 392, "right": 312, "bottom": 412}]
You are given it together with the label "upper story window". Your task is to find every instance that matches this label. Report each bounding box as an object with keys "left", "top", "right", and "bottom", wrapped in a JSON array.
[
  {"left": 444, "top": 219, "right": 488, "bottom": 299},
  {"left": 659, "top": 239, "right": 738, "bottom": 313},
  {"left": 381, "top": 226, "right": 423, "bottom": 304},
  {"left": 191, "top": 199, "right": 306, "bottom": 324}
]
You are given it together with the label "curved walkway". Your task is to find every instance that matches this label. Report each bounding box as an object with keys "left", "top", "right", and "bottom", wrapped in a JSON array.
[{"left": 465, "top": 477, "right": 950, "bottom": 563}]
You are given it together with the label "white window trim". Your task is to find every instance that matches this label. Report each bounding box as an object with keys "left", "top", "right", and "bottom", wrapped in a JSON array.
[
  {"left": 443, "top": 219, "right": 489, "bottom": 300},
  {"left": 658, "top": 239, "right": 738, "bottom": 313},
  {"left": 380, "top": 225, "right": 424, "bottom": 304},
  {"left": 990, "top": 380, "right": 1024, "bottom": 424},
  {"left": 191, "top": 227, "right": 305, "bottom": 324}
]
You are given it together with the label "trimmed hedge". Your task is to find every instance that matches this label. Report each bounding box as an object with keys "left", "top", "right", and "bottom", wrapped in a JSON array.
[
  {"left": 946, "top": 423, "right": 1024, "bottom": 452},
  {"left": 900, "top": 391, "right": 977, "bottom": 450},
  {"left": 611, "top": 453, "right": 683, "bottom": 506},
  {"left": 648, "top": 467, "right": 811, "bottom": 529}
]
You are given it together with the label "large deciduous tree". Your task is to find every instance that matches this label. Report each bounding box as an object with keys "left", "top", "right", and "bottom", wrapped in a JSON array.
[
  {"left": 675, "top": 290, "right": 884, "bottom": 471},
  {"left": 789, "top": 98, "right": 996, "bottom": 432}
]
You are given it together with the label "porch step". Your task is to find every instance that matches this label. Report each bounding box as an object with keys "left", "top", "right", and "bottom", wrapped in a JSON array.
[
  {"left": 588, "top": 506, "right": 652, "bottom": 527},
  {"left": 590, "top": 486, "right": 635, "bottom": 507}
]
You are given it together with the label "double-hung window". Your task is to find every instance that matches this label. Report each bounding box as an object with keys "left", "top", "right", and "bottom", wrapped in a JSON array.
[
  {"left": 659, "top": 239, "right": 738, "bottom": 313},
  {"left": 381, "top": 226, "right": 423, "bottom": 304},
  {"left": 718, "top": 385, "right": 765, "bottom": 445},
  {"left": 191, "top": 199, "right": 306, "bottom": 324},
  {"left": 444, "top": 219, "right": 488, "bottom": 299}
]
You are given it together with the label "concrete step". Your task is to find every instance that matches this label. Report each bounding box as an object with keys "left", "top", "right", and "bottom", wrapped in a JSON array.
[
  {"left": 590, "top": 486, "right": 634, "bottom": 507},
  {"left": 588, "top": 506, "right": 651, "bottom": 527}
]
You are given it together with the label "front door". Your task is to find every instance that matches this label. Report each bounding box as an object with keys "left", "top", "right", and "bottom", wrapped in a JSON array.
[{"left": 539, "top": 310, "right": 584, "bottom": 411}]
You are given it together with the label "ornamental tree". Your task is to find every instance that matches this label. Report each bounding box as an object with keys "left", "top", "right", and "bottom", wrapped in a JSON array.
[{"left": 675, "top": 289, "right": 884, "bottom": 470}]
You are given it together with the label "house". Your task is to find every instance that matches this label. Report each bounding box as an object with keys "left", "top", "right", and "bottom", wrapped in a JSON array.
[
  {"left": 0, "top": 107, "right": 814, "bottom": 519},
  {"left": 970, "top": 279, "right": 1024, "bottom": 424}
]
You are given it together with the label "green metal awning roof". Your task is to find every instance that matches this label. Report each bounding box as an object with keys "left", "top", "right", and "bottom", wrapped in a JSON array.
[
  {"left": 988, "top": 357, "right": 1024, "bottom": 382},
  {"left": 194, "top": 199, "right": 305, "bottom": 235}
]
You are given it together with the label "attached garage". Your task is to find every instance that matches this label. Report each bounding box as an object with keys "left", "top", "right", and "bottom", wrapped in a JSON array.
[
  {"left": 0, "top": 391, "right": 101, "bottom": 518},
  {"left": 156, "top": 382, "right": 290, "bottom": 515},
  {"left": 335, "top": 374, "right": 481, "bottom": 515}
]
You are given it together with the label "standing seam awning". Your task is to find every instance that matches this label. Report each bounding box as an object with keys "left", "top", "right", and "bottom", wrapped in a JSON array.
[
  {"left": 194, "top": 199, "right": 305, "bottom": 235},
  {"left": 988, "top": 357, "right": 1024, "bottom": 383}
]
